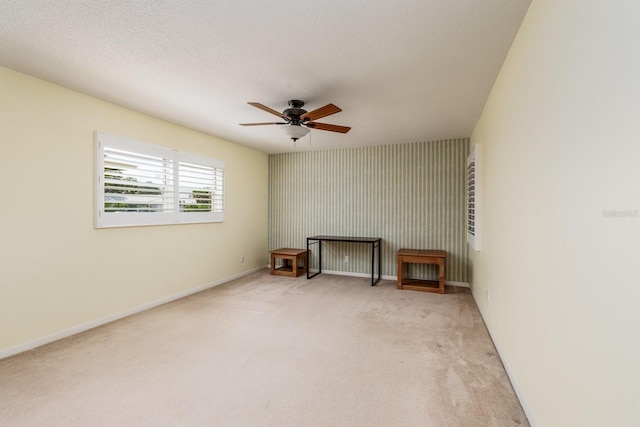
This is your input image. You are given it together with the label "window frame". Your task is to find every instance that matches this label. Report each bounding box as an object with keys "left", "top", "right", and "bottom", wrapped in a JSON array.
[{"left": 95, "top": 131, "right": 224, "bottom": 228}]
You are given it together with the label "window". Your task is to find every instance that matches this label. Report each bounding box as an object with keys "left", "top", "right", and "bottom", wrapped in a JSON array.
[
  {"left": 467, "top": 144, "right": 481, "bottom": 251},
  {"left": 95, "top": 131, "right": 224, "bottom": 228}
]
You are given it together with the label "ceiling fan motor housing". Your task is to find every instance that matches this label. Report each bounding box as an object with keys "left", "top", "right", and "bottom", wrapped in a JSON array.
[{"left": 284, "top": 100, "right": 308, "bottom": 124}]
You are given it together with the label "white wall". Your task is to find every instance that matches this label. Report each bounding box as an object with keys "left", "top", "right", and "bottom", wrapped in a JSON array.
[
  {"left": 0, "top": 67, "right": 268, "bottom": 355},
  {"left": 471, "top": 1, "right": 640, "bottom": 426}
]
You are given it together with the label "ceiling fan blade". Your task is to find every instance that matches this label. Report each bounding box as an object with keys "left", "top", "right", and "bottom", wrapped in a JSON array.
[
  {"left": 302, "top": 104, "right": 342, "bottom": 122},
  {"left": 240, "top": 122, "right": 287, "bottom": 126},
  {"left": 247, "top": 102, "right": 285, "bottom": 118},
  {"left": 306, "top": 122, "right": 351, "bottom": 133}
]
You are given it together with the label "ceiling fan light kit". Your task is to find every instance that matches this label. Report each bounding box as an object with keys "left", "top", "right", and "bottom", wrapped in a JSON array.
[
  {"left": 240, "top": 100, "right": 351, "bottom": 143},
  {"left": 282, "top": 124, "right": 310, "bottom": 141}
]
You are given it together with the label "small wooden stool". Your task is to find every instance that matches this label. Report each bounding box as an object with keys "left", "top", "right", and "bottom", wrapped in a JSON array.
[
  {"left": 270, "top": 248, "right": 307, "bottom": 277},
  {"left": 397, "top": 249, "right": 446, "bottom": 294}
]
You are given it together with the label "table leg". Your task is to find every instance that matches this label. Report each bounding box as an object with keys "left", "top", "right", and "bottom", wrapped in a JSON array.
[
  {"left": 307, "top": 239, "right": 312, "bottom": 279},
  {"left": 370, "top": 242, "right": 374, "bottom": 286},
  {"left": 270, "top": 253, "right": 275, "bottom": 275},
  {"left": 377, "top": 241, "right": 381, "bottom": 283},
  {"left": 306, "top": 239, "right": 322, "bottom": 279}
]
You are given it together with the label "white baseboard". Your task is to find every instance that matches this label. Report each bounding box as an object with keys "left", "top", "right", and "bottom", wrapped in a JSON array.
[
  {"left": 0, "top": 265, "right": 267, "bottom": 360},
  {"left": 316, "top": 269, "right": 396, "bottom": 281},
  {"left": 3, "top": 265, "right": 468, "bottom": 360},
  {"left": 306, "top": 268, "right": 470, "bottom": 288},
  {"left": 473, "top": 298, "right": 537, "bottom": 426},
  {"left": 445, "top": 280, "right": 470, "bottom": 288}
]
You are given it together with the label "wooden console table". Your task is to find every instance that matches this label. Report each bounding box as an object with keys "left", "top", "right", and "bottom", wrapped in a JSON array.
[
  {"left": 397, "top": 249, "right": 446, "bottom": 294},
  {"left": 306, "top": 236, "right": 382, "bottom": 285}
]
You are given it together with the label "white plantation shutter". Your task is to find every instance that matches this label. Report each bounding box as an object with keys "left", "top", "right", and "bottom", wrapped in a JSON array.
[
  {"left": 466, "top": 156, "right": 476, "bottom": 234},
  {"left": 466, "top": 144, "right": 481, "bottom": 251},
  {"left": 96, "top": 132, "right": 224, "bottom": 228},
  {"left": 177, "top": 152, "right": 224, "bottom": 223},
  {"left": 103, "top": 148, "right": 175, "bottom": 213}
]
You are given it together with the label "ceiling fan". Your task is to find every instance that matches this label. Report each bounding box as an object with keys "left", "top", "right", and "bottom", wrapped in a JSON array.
[{"left": 240, "top": 100, "right": 351, "bottom": 142}]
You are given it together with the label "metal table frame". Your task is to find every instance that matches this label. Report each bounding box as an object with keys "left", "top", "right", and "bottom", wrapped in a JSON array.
[{"left": 306, "top": 235, "right": 382, "bottom": 286}]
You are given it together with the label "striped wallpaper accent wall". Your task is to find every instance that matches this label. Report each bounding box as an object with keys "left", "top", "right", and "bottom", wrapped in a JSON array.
[{"left": 268, "top": 139, "right": 470, "bottom": 283}]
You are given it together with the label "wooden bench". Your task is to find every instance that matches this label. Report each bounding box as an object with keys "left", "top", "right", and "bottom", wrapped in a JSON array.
[
  {"left": 397, "top": 249, "right": 446, "bottom": 294},
  {"left": 270, "top": 248, "right": 307, "bottom": 277}
]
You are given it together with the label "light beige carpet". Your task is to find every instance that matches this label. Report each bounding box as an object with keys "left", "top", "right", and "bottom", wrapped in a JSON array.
[{"left": 0, "top": 271, "right": 528, "bottom": 426}]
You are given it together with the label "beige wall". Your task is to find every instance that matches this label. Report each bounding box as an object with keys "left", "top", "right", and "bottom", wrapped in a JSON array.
[
  {"left": 471, "top": 1, "right": 640, "bottom": 426},
  {"left": 0, "top": 67, "right": 268, "bottom": 354}
]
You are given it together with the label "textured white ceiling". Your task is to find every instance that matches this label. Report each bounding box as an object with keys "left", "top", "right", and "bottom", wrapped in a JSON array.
[{"left": 0, "top": 0, "right": 530, "bottom": 154}]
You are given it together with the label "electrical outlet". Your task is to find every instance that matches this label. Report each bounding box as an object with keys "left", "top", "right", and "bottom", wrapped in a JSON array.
[
  {"left": 344, "top": 255, "right": 349, "bottom": 263},
  {"left": 240, "top": 255, "right": 245, "bottom": 263}
]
